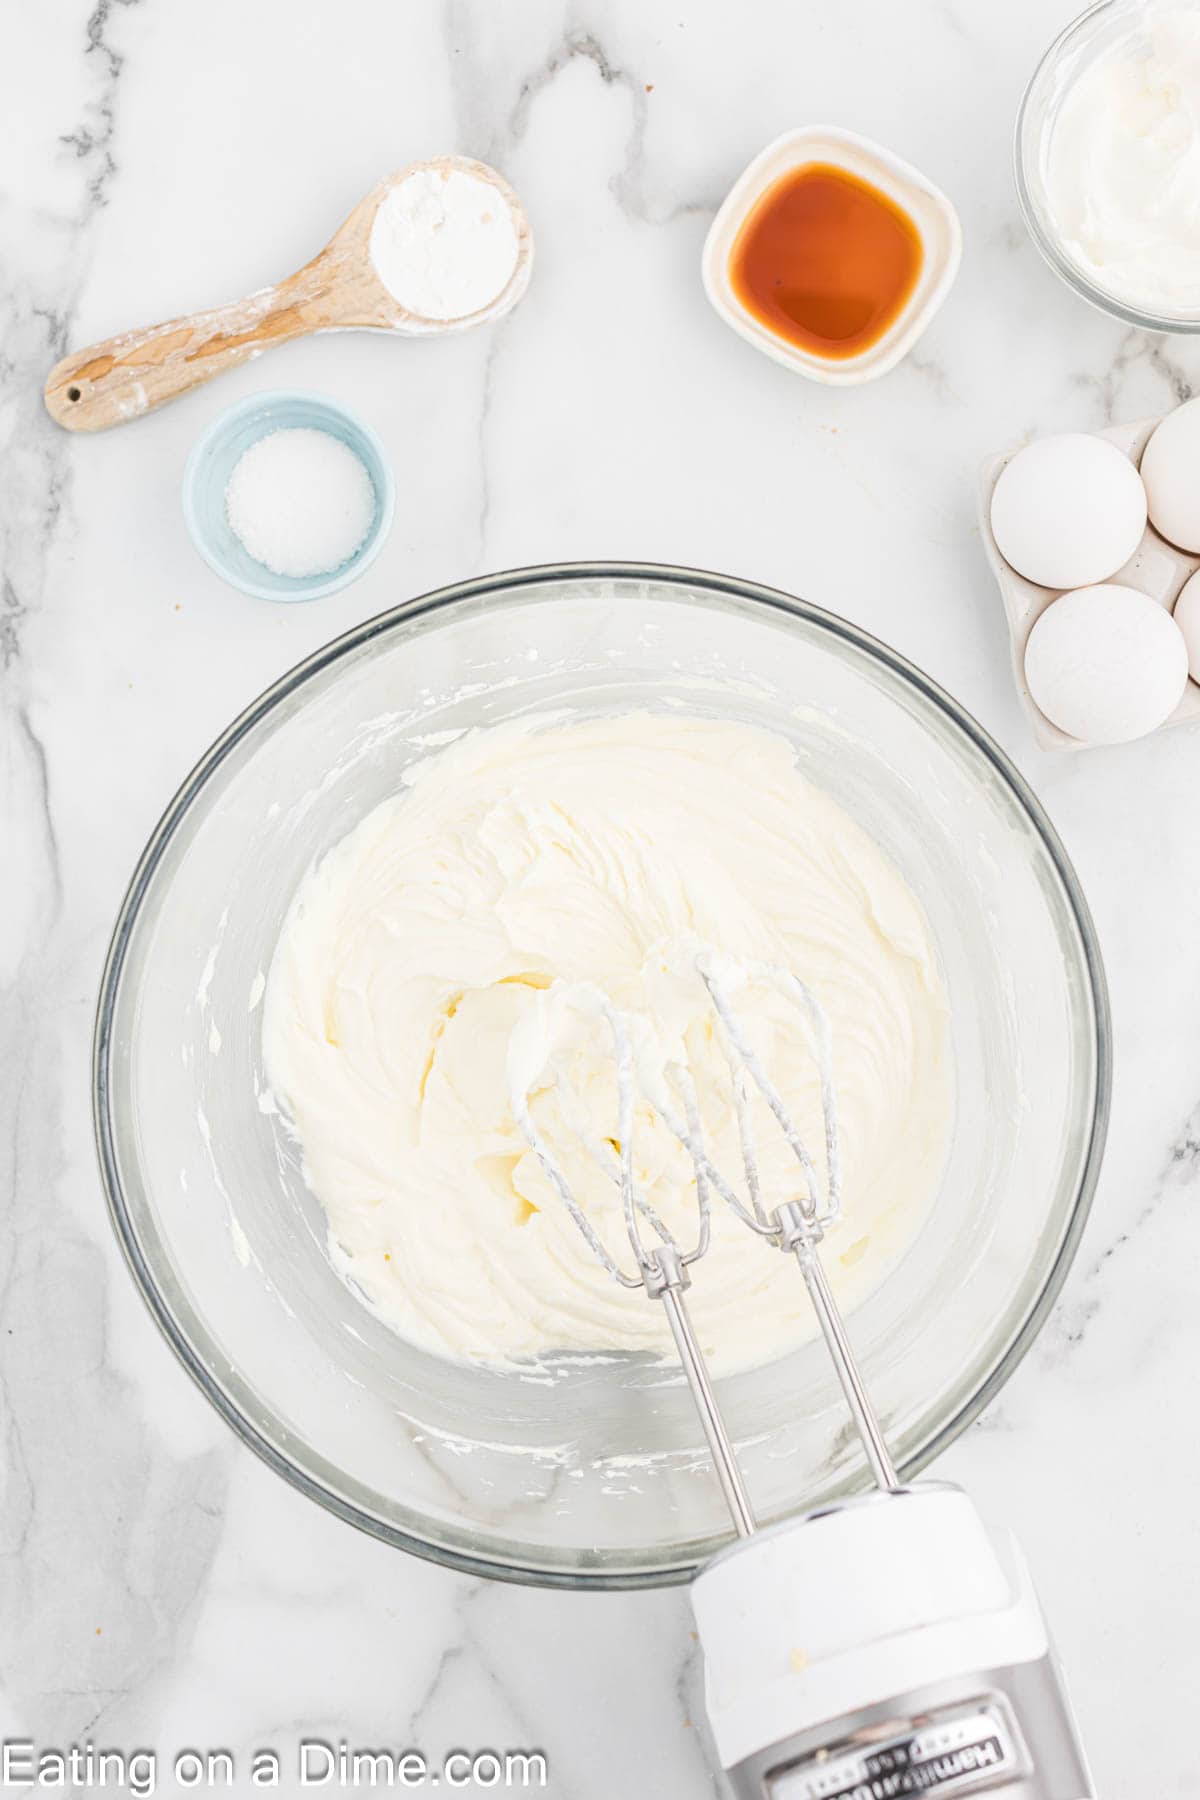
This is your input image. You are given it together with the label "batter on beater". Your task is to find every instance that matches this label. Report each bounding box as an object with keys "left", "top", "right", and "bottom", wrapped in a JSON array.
[{"left": 261, "top": 712, "right": 951, "bottom": 1369}]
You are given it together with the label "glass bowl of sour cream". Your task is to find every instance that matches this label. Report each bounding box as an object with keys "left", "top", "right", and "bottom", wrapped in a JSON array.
[
  {"left": 93, "top": 564, "right": 1109, "bottom": 1588},
  {"left": 1017, "top": 0, "right": 1200, "bottom": 331}
]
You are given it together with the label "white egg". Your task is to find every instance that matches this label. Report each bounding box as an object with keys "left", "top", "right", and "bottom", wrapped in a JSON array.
[
  {"left": 1024, "top": 584, "right": 1188, "bottom": 744},
  {"left": 990, "top": 433, "right": 1146, "bottom": 589},
  {"left": 1140, "top": 397, "right": 1200, "bottom": 552},
  {"left": 1172, "top": 568, "right": 1200, "bottom": 682}
]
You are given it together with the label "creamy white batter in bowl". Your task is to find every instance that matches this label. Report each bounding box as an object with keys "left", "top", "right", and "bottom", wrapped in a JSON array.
[
  {"left": 261, "top": 711, "right": 952, "bottom": 1371},
  {"left": 94, "top": 565, "right": 1108, "bottom": 1586}
]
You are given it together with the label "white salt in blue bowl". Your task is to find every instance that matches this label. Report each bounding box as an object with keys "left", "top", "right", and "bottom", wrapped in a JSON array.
[{"left": 183, "top": 391, "right": 395, "bottom": 602}]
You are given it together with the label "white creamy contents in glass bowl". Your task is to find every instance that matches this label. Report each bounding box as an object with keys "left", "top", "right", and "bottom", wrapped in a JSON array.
[
  {"left": 262, "top": 713, "right": 951, "bottom": 1371},
  {"left": 1044, "top": 7, "right": 1200, "bottom": 314}
]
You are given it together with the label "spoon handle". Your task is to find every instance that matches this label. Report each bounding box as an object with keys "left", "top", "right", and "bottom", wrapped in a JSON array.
[{"left": 44, "top": 256, "right": 341, "bottom": 432}]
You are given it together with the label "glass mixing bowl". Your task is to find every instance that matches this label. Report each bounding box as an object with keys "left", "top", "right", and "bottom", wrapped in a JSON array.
[{"left": 94, "top": 564, "right": 1109, "bottom": 1588}]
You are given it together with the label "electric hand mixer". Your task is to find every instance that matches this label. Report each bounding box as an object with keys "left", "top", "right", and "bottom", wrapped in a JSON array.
[{"left": 511, "top": 949, "right": 1094, "bottom": 1800}]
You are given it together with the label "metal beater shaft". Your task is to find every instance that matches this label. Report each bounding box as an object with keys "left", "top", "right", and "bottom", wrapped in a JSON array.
[
  {"left": 655, "top": 1257, "right": 757, "bottom": 1538},
  {"left": 776, "top": 1204, "right": 898, "bottom": 1491}
]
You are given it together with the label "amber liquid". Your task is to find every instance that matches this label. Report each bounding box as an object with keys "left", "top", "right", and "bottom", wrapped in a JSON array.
[{"left": 729, "top": 163, "right": 923, "bottom": 360}]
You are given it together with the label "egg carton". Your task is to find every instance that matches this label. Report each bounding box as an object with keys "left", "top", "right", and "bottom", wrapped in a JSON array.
[{"left": 978, "top": 414, "right": 1200, "bottom": 752}]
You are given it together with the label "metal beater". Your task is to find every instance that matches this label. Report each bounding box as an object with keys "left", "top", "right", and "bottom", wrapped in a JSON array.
[
  {"left": 510, "top": 978, "right": 755, "bottom": 1534},
  {"left": 511, "top": 949, "right": 1094, "bottom": 1800},
  {"left": 510, "top": 952, "right": 895, "bottom": 1516}
]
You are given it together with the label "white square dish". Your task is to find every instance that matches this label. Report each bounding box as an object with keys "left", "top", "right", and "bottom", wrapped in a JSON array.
[{"left": 701, "top": 125, "right": 962, "bottom": 386}]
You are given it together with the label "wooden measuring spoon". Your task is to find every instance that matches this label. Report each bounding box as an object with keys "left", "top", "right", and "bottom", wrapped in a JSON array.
[{"left": 44, "top": 156, "right": 532, "bottom": 433}]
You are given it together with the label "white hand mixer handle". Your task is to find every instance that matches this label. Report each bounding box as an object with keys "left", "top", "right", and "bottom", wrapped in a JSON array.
[{"left": 692, "top": 1485, "right": 1095, "bottom": 1800}]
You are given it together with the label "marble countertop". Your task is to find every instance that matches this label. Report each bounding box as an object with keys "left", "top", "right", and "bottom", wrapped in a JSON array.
[{"left": 3, "top": 1, "right": 1198, "bottom": 1793}]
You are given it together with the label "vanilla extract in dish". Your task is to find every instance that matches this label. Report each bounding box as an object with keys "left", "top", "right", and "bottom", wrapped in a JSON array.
[{"left": 728, "top": 163, "right": 923, "bottom": 360}]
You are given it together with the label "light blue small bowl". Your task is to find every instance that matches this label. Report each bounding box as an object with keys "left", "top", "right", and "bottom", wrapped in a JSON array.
[{"left": 182, "top": 390, "right": 395, "bottom": 602}]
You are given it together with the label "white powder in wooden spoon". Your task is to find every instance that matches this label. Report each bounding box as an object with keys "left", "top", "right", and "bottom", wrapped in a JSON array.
[
  {"left": 225, "top": 428, "right": 375, "bottom": 579},
  {"left": 370, "top": 167, "right": 520, "bottom": 322}
]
